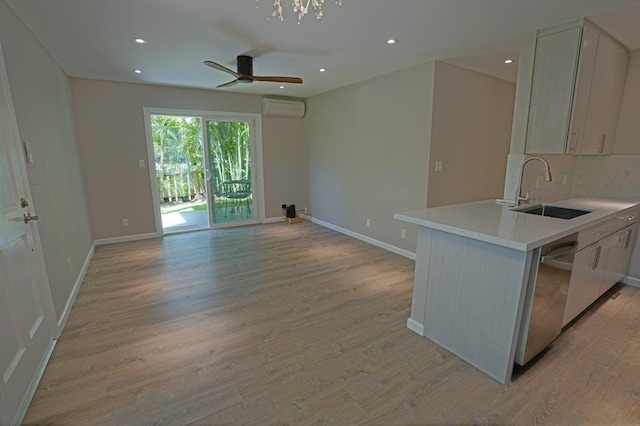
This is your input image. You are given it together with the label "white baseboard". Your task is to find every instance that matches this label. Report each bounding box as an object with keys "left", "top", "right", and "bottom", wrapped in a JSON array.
[
  {"left": 14, "top": 339, "right": 56, "bottom": 425},
  {"left": 263, "top": 216, "right": 286, "bottom": 224},
  {"left": 94, "top": 232, "right": 159, "bottom": 246},
  {"left": 56, "top": 242, "right": 95, "bottom": 335},
  {"left": 301, "top": 215, "right": 416, "bottom": 260},
  {"left": 622, "top": 275, "right": 640, "bottom": 288},
  {"left": 407, "top": 318, "right": 424, "bottom": 335}
]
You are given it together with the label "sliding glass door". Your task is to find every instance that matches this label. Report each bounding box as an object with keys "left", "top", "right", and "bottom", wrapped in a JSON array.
[
  {"left": 205, "top": 119, "right": 256, "bottom": 225},
  {"left": 147, "top": 110, "right": 261, "bottom": 234},
  {"left": 151, "top": 114, "right": 210, "bottom": 234}
]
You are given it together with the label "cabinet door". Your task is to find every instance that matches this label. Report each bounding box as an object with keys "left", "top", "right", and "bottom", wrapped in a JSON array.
[
  {"left": 566, "top": 25, "right": 598, "bottom": 154},
  {"left": 602, "top": 224, "right": 637, "bottom": 295},
  {"left": 525, "top": 27, "right": 582, "bottom": 154},
  {"left": 581, "top": 33, "right": 629, "bottom": 154},
  {"left": 563, "top": 241, "right": 609, "bottom": 326}
]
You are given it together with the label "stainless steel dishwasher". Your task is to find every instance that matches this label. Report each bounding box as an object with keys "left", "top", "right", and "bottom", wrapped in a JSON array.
[{"left": 515, "top": 232, "right": 579, "bottom": 366}]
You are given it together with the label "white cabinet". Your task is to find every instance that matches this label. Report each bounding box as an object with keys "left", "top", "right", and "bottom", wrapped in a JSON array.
[
  {"left": 563, "top": 237, "right": 610, "bottom": 326},
  {"left": 523, "top": 21, "right": 629, "bottom": 155},
  {"left": 602, "top": 223, "right": 638, "bottom": 295},
  {"left": 567, "top": 24, "right": 630, "bottom": 154},
  {"left": 563, "top": 211, "right": 639, "bottom": 326},
  {"left": 526, "top": 26, "right": 582, "bottom": 154}
]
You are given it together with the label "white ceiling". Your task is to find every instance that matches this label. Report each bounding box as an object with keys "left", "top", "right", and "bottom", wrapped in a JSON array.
[{"left": 6, "top": 0, "right": 640, "bottom": 98}]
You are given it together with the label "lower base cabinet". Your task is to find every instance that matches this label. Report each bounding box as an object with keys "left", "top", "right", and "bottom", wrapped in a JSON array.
[
  {"left": 563, "top": 238, "right": 610, "bottom": 326},
  {"left": 563, "top": 219, "right": 638, "bottom": 327}
]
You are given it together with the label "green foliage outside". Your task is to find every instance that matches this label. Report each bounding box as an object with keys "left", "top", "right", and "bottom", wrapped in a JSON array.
[{"left": 151, "top": 115, "right": 252, "bottom": 204}]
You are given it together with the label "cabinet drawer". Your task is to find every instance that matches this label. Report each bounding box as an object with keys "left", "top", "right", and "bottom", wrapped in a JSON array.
[
  {"left": 612, "top": 207, "right": 640, "bottom": 232},
  {"left": 577, "top": 220, "right": 613, "bottom": 251}
]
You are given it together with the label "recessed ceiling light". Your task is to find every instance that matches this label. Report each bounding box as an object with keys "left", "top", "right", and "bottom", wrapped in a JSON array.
[
  {"left": 134, "top": 38, "right": 147, "bottom": 44},
  {"left": 504, "top": 59, "right": 514, "bottom": 64},
  {"left": 134, "top": 69, "right": 143, "bottom": 74},
  {"left": 387, "top": 39, "right": 397, "bottom": 45},
  {"left": 319, "top": 68, "right": 326, "bottom": 72},
  {"left": 279, "top": 85, "right": 285, "bottom": 89}
]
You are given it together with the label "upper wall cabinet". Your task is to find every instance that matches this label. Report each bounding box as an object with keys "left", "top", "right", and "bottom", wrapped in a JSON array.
[
  {"left": 526, "top": 26, "right": 582, "bottom": 154},
  {"left": 524, "top": 22, "right": 629, "bottom": 155},
  {"left": 566, "top": 25, "right": 629, "bottom": 155}
]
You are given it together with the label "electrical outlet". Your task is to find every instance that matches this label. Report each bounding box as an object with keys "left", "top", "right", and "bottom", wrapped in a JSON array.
[
  {"left": 401, "top": 229, "right": 407, "bottom": 239},
  {"left": 434, "top": 161, "right": 444, "bottom": 172},
  {"left": 303, "top": 207, "right": 308, "bottom": 214},
  {"left": 281, "top": 203, "right": 287, "bottom": 209},
  {"left": 122, "top": 218, "right": 129, "bottom": 227},
  {"left": 366, "top": 218, "right": 371, "bottom": 227}
]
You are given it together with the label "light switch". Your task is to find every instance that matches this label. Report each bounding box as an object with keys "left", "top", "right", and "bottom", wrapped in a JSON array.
[
  {"left": 434, "top": 161, "right": 444, "bottom": 172},
  {"left": 139, "top": 160, "right": 145, "bottom": 168}
]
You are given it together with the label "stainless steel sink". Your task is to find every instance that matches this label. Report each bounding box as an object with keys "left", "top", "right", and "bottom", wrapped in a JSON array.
[{"left": 515, "top": 205, "right": 592, "bottom": 220}]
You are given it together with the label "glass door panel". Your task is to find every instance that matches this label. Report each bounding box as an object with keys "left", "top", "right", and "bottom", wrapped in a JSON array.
[
  {"left": 150, "top": 114, "right": 210, "bottom": 234},
  {"left": 206, "top": 120, "right": 254, "bottom": 225}
]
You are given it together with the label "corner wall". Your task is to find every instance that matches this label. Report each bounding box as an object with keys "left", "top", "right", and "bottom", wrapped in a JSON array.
[
  {"left": 427, "top": 62, "right": 515, "bottom": 208},
  {"left": 304, "top": 62, "right": 435, "bottom": 252},
  {"left": 0, "top": 1, "right": 93, "bottom": 319}
]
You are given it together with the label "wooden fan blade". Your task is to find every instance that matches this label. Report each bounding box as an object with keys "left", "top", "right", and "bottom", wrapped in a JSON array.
[
  {"left": 204, "top": 61, "right": 239, "bottom": 77},
  {"left": 249, "top": 75, "right": 303, "bottom": 84},
  {"left": 217, "top": 79, "right": 239, "bottom": 88}
]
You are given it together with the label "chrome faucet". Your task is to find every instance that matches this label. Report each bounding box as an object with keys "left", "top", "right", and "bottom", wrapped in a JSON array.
[{"left": 515, "top": 156, "right": 552, "bottom": 206}]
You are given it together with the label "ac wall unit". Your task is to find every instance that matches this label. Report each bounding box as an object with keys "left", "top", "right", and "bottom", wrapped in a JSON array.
[{"left": 262, "top": 98, "right": 306, "bottom": 118}]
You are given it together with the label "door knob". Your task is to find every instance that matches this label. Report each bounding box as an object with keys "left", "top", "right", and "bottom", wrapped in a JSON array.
[{"left": 23, "top": 213, "right": 39, "bottom": 224}]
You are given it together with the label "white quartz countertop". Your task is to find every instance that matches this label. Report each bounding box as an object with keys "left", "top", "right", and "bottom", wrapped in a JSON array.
[{"left": 395, "top": 197, "right": 640, "bottom": 251}]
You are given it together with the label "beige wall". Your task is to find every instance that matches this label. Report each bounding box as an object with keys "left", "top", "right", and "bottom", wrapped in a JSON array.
[
  {"left": 262, "top": 116, "right": 307, "bottom": 217},
  {"left": 70, "top": 78, "right": 306, "bottom": 238},
  {"left": 305, "top": 62, "right": 435, "bottom": 252},
  {"left": 0, "top": 1, "right": 93, "bottom": 319},
  {"left": 427, "top": 62, "right": 515, "bottom": 208}
]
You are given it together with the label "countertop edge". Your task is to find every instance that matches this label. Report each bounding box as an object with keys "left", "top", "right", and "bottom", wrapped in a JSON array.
[{"left": 395, "top": 198, "right": 640, "bottom": 252}]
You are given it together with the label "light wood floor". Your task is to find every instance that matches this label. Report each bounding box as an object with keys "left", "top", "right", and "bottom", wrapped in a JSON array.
[{"left": 24, "top": 222, "right": 640, "bottom": 425}]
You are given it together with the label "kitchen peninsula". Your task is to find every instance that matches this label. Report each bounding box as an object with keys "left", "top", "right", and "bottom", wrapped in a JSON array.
[{"left": 395, "top": 197, "right": 639, "bottom": 383}]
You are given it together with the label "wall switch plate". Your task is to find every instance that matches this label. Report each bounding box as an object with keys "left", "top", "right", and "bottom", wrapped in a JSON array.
[
  {"left": 366, "top": 218, "right": 371, "bottom": 227},
  {"left": 401, "top": 228, "right": 407, "bottom": 239},
  {"left": 434, "top": 161, "right": 444, "bottom": 172},
  {"left": 139, "top": 160, "right": 145, "bottom": 168},
  {"left": 562, "top": 174, "right": 568, "bottom": 185},
  {"left": 122, "top": 218, "right": 129, "bottom": 227}
]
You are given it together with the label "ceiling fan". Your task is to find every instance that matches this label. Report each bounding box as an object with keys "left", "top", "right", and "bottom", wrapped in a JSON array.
[{"left": 204, "top": 55, "right": 303, "bottom": 88}]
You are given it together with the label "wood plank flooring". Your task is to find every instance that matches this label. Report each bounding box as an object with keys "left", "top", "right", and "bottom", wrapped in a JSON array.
[{"left": 23, "top": 222, "right": 640, "bottom": 425}]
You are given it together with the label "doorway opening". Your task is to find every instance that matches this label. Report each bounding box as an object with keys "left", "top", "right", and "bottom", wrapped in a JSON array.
[{"left": 145, "top": 110, "right": 262, "bottom": 235}]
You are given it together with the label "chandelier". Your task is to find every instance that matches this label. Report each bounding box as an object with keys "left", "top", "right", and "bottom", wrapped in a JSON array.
[{"left": 257, "top": 0, "right": 343, "bottom": 23}]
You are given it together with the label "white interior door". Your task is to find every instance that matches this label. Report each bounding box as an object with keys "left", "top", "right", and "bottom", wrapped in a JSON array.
[{"left": 0, "top": 45, "right": 54, "bottom": 425}]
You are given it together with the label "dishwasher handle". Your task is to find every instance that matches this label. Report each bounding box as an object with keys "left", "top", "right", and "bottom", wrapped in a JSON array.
[{"left": 541, "top": 241, "right": 578, "bottom": 263}]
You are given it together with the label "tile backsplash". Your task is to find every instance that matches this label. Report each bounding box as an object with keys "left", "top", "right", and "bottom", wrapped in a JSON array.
[{"left": 572, "top": 155, "right": 640, "bottom": 200}]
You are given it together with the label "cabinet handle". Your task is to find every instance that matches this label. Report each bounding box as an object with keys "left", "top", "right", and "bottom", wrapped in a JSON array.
[
  {"left": 623, "top": 229, "right": 633, "bottom": 249},
  {"left": 589, "top": 245, "right": 602, "bottom": 270},
  {"left": 597, "top": 133, "right": 606, "bottom": 154},
  {"left": 569, "top": 130, "right": 578, "bottom": 153}
]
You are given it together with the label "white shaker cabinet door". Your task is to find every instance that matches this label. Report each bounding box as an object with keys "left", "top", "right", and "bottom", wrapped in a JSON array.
[
  {"left": 581, "top": 33, "right": 629, "bottom": 154},
  {"left": 526, "top": 26, "right": 582, "bottom": 154},
  {"left": 563, "top": 239, "right": 610, "bottom": 326}
]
